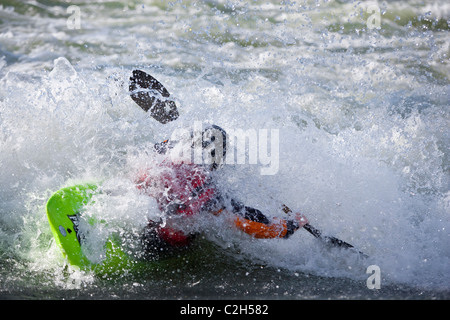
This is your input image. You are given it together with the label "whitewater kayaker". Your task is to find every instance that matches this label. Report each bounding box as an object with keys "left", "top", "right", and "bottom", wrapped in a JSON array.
[{"left": 134, "top": 124, "right": 308, "bottom": 258}]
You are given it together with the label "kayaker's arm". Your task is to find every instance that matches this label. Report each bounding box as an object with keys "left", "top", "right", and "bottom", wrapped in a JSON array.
[
  {"left": 229, "top": 199, "right": 308, "bottom": 239},
  {"left": 208, "top": 197, "right": 308, "bottom": 239}
]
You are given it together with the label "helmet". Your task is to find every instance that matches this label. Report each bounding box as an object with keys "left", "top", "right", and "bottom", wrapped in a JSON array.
[
  {"left": 201, "top": 124, "right": 227, "bottom": 167},
  {"left": 155, "top": 124, "right": 227, "bottom": 170}
]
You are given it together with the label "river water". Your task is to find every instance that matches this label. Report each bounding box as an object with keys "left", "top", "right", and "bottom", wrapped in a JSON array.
[{"left": 0, "top": 0, "right": 449, "bottom": 300}]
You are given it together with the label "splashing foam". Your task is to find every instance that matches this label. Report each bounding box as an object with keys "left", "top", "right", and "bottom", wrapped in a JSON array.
[{"left": 0, "top": 56, "right": 449, "bottom": 291}]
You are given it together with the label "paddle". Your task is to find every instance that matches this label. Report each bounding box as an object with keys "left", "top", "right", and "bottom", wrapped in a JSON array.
[
  {"left": 282, "top": 205, "right": 368, "bottom": 258},
  {"left": 129, "top": 70, "right": 179, "bottom": 124}
]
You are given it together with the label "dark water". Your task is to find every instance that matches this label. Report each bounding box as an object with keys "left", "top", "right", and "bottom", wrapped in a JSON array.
[{"left": 1, "top": 239, "right": 448, "bottom": 300}]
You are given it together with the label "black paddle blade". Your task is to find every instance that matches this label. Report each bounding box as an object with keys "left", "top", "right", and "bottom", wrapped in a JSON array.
[{"left": 129, "top": 70, "right": 179, "bottom": 124}]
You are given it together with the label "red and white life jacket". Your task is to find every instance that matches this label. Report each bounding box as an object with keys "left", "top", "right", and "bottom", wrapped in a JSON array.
[{"left": 136, "top": 161, "right": 215, "bottom": 246}]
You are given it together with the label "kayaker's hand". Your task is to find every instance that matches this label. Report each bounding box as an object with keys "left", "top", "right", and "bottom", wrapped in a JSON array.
[{"left": 292, "top": 212, "right": 309, "bottom": 229}]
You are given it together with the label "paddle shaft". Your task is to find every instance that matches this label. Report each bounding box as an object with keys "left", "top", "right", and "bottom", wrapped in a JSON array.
[
  {"left": 304, "top": 224, "right": 352, "bottom": 249},
  {"left": 282, "top": 204, "right": 368, "bottom": 257}
]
